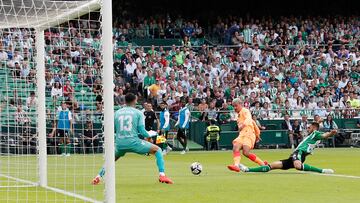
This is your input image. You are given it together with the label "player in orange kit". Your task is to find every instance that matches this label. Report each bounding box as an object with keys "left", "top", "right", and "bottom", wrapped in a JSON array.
[{"left": 227, "top": 98, "right": 267, "bottom": 172}]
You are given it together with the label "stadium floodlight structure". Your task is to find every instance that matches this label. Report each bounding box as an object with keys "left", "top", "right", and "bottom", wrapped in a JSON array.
[{"left": 0, "top": 0, "right": 115, "bottom": 202}]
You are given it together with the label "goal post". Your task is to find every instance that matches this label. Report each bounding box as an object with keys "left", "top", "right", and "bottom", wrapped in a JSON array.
[
  {"left": 0, "top": 0, "right": 115, "bottom": 202},
  {"left": 101, "top": 0, "right": 116, "bottom": 202},
  {"left": 35, "top": 28, "right": 47, "bottom": 187}
]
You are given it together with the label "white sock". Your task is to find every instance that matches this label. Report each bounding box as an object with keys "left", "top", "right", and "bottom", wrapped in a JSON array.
[{"left": 159, "top": 172, "right": 165, "bottom": 176}]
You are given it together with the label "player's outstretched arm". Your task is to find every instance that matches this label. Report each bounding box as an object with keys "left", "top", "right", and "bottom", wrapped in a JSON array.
[{"left": 321, "top": 129, "right": 337, "bottom": 139}]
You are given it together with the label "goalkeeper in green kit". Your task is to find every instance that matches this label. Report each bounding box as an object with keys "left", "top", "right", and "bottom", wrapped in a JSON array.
[
  {"left": 91, "top": 93, "right": 173, "bottom": 185},
  {"left": 241, "top": 122, "right": 336, "bottom": 174}
]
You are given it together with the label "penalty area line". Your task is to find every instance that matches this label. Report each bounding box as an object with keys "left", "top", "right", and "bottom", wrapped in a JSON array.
[
  {"left": 0, "top": 174, "right": 102, "bottom": 203},
  {"left": 301, "top": 172, "right": 360, "bottom": 179}
]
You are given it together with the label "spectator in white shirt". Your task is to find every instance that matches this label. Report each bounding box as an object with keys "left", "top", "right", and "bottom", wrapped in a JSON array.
[
  {"left": 252, "top": 44, "right": 261, "bottom": 63},
  {"left": 83, "top": 33, "right": 93, "bottom": 44},
  {"left": 51, "top": 82, "right": 63, "bottom": 98},
  {"left": 247, "top": 82, "right": 259, "bottom": 96},
  {"left": 338, "top": 76, "right": 349, "bottom": 89},
  {"left": 15, "top": 104, "right": 30, "bottom": 125},
  {"left": 339, "top": 93, "right": 349, "bottom": 108},
  {"left": 313, "top": 101, "right": 327, "bottom": 117},
  {"left": 308, "top": 96, "right": 318, "bottom": 109},
  {"left": 21, "top": 62, "right": 30, "bottom": 78},
  {"left": 26, "top": 91, "right": 37, "bottom": 109},
  {"left": 125, "top": 58, "right": 136, "bottom": 76},
  {"left": 136, "top": 66, "right": 147, "bottom": 84}
]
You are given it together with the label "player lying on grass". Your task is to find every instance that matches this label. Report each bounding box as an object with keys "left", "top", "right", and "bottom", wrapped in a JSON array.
[
  {"left": 228, "top": 98, "right": 267, "bottom": 173},
  {"left": 92, "top": 93, "right": 173, "bottom": 184},
  {"left": 242, "top": 122, "right": 336, "bottom": 174}
]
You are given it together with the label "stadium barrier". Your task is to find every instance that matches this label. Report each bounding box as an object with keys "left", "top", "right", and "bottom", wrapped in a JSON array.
[
  {"left": 1, "top": 108, "right": 359, "bottom": 152},
  {"left": 188, "top": 118, "right": 359, "bottom": 149}
]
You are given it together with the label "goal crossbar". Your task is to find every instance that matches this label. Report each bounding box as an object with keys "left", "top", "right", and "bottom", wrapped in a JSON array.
[{"left": 0, "top": 0, "right": 100, "bottom": 29}]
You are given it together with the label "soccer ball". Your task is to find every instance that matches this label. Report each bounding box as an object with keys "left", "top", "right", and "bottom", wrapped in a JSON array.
[{"left": 190, "top": 162, "right": 202, "bottom": 175}]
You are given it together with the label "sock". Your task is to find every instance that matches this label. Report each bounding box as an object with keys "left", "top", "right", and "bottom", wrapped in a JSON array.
[
  {"left": 59, "top": 144, "right": 65, "bottom": 154},
  {"left": 66, "top": 144, "right": 72, "bottom": 154},
  {"left": 155, "top": 150, "right": 165, "bottom": 173},
  {"left": 233, "top": 151, "right": 241, "bottom": 165},
  {"left": 248, "top": 153, "right": 265, "bottom": 166},
  {"left": 183, "top": 137, "right": 187, "bottom": 150},
  {"left": 161, "top": 143, "right": 167, "bottom": 151},
  {"left": 303, "top": 164, "right": 323, "bottom": 173},
  {"left": 248, "top": 165, "right": 271, "bottom": 172},
  {"left": 98, "top": 167, "right": 105, "bottom": 178},
  {"left": 177, "top": 137, "right": 185, "bottom": 149},
  {"left": 97, "top": 154, "right": 121, "bottom": 178}
]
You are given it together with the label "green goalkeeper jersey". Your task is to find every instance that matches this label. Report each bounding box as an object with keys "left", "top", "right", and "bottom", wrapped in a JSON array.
[
  {"left": 296, "top": 130, "right": 323, "bottom": 154},
  {"left": 114, "top": 106, "right": 148, "bottom": 139}
]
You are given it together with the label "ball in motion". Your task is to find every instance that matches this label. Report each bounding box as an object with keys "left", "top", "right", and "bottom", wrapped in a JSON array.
[{"left": 190, "top": 162, "right": 203, "bottom": 175}]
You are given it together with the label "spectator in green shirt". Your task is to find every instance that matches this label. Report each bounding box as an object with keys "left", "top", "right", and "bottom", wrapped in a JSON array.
[
  {"left": 117, "top": 35, "right": 128, "bottom": 47},
  {"left": 175, "top": 48, "right": 184, "bottom": 65},
  {"left": 143, "top": 69, "right": 156, "bottom": 100}
]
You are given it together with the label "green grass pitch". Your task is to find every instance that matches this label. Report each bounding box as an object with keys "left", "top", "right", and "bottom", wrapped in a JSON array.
[{"left": 1, "top": 148, "right": 360, "bottom": 202}]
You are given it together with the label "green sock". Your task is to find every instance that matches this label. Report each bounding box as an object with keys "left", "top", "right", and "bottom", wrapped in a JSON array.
[
  {"left": 66, "top": 144, "right": 73, "bottom": 154},
  {"left": 303, "top": 164, "right": 323, "bottom": 173},
  {"left": 248, "top": 165, "right": 271, "bottom": 172},
  {"left": 59, "top": 144, "right": 65, "bottom": 154}
]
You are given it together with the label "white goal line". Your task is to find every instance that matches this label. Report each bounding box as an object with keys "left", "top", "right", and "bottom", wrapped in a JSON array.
[
  {"left": 0, "top": 185, "right": 37, "bottom": 188},
  {"left": 0, "top": 174, "right": 102, "bottom": 203},
  {"left": 0, "top": 174, "right": 38, "bottom": 187}
]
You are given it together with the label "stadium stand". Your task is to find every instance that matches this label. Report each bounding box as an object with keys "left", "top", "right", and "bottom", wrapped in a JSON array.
[{"left": 0, "top": 14, "right": 359, "bottom": 152}]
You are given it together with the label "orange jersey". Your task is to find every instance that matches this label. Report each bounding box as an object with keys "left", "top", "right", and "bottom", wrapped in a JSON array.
[
  {"left": 237, "top": 107, "right": 253, "bottom": 128},
  {"left": 233, "top": 107, "right": 259, "bottom": 148}
]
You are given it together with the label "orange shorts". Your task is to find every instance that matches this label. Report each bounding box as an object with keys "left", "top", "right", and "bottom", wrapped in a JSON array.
[{"left": 232, "top": 127, "right": 256, "bottom": 148}]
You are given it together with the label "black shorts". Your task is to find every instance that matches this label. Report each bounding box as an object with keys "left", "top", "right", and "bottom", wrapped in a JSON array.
[
  {"left": 280, "top": 150, "right": 307, "bottom": 170},
  {"left": 145, "top": 126, "right": 155, "bottom": 131},
  {"left": 177, "top": 128, "right": 186, "bottom": 138},
  {"left": 57, "top": 129, "right": 69, "bottom": 137}
]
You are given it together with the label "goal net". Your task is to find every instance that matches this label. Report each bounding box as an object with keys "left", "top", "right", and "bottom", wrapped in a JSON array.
[{"left": 0, "top": 0, "right": 115, "bottom": 202}]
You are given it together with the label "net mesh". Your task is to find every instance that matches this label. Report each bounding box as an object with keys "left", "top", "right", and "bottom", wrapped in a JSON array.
[{"left": 0, "top": 0, "right": 105, "bottom": 202}]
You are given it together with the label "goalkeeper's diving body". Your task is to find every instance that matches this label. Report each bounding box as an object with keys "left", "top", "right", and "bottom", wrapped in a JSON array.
[
  {"left": 242, "top": 122, "right": 336, "bottom": 174},
  {"left": 92, "top": 93, "right": 173, "bottom": 184},
  {"left": 227, "top": 98, "right": 267, "bottom": 172}
]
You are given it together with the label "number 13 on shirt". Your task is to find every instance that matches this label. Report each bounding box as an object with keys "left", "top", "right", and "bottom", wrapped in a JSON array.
[{"left": 118, "top": 115, "right": 133, "bottom": 131}]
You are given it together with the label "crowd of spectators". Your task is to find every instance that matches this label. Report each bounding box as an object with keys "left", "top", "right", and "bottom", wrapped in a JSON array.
[
  {"left": 211, "top": 15, "right": 359, "bottom": 46},
  {"left": 0, "top": 15, "right": 359, "bottom": 133},
  {"left": 113, "top": 15, "right": 204, "bottom": 40},
  {"left": 117, "top": 17, "right": 360, "bottom": 123}
]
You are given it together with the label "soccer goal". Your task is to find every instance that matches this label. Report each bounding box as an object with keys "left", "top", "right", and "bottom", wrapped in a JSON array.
[{"left": 0, "top": 0, "right": 115, "bottom": 202}]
